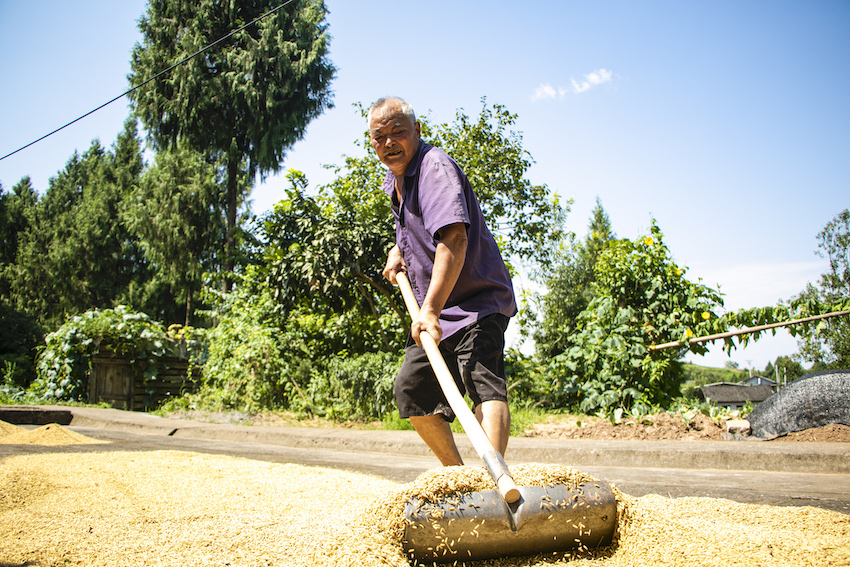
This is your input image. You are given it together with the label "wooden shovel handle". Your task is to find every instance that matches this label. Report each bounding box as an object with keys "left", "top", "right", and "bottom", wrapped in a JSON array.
[{"left": 396, "top": 272, "right": 520, "bottom": 503}]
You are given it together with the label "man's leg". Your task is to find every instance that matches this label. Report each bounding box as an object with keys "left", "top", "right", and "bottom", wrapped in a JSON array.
[
  {"left": 475, "top": 399, "right": 511, "bottom": 456},
  {"left": 409, "top": 414, "right": 464, "bottom": 466}
]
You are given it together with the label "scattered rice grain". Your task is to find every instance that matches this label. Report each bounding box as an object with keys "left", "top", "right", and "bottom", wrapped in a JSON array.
[{"left": 0, "top": 450, "right": 846, "bottom": 567}]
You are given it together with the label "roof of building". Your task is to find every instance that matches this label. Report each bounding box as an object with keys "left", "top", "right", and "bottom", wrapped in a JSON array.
[
  {"left": 697, "top": 383, "right": 776, "bottom": 405},
  {"left": 741, "top": 375, "right": 778, "bottom": 386}
]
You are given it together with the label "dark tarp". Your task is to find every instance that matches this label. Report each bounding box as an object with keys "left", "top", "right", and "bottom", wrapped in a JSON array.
[{"left": 747, "top": 370, "right": 850, "bottom": 438}]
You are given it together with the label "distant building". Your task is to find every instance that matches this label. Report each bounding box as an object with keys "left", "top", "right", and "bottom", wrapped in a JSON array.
[
  {"left": 740, "top": 375, "right": 778, "bottom": 387},
  {"left": 696, "top": 381, "right": 776, "bottom": 410}
]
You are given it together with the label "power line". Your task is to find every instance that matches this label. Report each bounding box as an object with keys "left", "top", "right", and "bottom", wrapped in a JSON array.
[{"left": 0, "top": 0, "right": 296, "bottom": 163}]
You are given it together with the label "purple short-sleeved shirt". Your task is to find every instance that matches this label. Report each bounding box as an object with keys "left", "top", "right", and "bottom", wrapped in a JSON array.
[{"left": 383, "top": 140, "right": 517, "bottom": 339}]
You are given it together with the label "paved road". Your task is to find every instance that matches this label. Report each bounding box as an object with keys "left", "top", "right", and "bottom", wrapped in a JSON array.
[{"left": 3, "top": 411, "right": 848, "bottom": 515}]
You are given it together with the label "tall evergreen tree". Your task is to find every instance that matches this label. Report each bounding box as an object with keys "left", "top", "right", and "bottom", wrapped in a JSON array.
[
  {"left": 533, "top": 197, "right": 617, "bottom": 358},
  {"left": 125, "top": 144, "right": 224, "bottom": 326},
  {"left": 0, "top": 177, "right": 38, "bottom": 302},
  {"left": 128, "top": 0, "right": 335, "bottom": 289},
  {"left": 10, "top": 122, "right": 148, "bottom": 328}
]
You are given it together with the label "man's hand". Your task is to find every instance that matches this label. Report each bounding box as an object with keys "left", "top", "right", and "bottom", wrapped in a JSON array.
[
  {"left": 382, "top": 244, "right": 405, "bottom": 284},
  {"left": 411, "top": 305, "right": 443, "bottom": 347}
]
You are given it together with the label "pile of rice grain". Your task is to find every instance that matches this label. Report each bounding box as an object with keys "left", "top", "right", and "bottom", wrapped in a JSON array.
[
  {"left": 0, "top": 422, "right": 108, "bottom": 445},
  {"left": 0, "top": 450, "right": 847, "bottom": 567},
  {"left": 0, "top": 419, "right": 23, "bottom": 437}
]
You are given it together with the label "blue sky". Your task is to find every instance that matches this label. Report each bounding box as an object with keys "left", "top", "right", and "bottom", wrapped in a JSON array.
[{"left": 1, "top": 1, "right": 848, "bottom": 371}]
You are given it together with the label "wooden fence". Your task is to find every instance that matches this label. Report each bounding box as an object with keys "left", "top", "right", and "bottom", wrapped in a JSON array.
[{"left": 88, "top": 352, "right": 199, "bottom": 412}]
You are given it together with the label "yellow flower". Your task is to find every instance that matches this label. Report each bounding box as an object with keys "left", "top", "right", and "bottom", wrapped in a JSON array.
[
  {"left": 643, "top": 236, "right": 654, "bottom": 246},
  {"left": 685, "top": 329, "right": 694, "bottom": 338},
  {"left": 701, "top": 311, "right": 711, "bottom": 320}
]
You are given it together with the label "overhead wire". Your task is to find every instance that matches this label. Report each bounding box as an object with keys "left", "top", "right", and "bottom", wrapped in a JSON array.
[{"left": 0, "top": 0, "right": 296, "bottom": 163}]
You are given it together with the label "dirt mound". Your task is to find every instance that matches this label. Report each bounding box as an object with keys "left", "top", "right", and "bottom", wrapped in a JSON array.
[
  {"left": 0, "top": 422, "right": 108, "bottom": 446},
  {"left": 0, "top": 451, "right": 847, "bottom": 567},
  {"left": 769, "top": 423, "right": 850, "bottom": 443},
  {"left": 523, "top": 413, "right": 850, "bottom": 443},
  {"left": 524, "top": 412, "right": 726, "bottom": 441}
]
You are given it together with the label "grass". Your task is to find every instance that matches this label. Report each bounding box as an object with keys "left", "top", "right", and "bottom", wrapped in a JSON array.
[{"left": 379, "top": 402, "right": 551, "bottom": 436}]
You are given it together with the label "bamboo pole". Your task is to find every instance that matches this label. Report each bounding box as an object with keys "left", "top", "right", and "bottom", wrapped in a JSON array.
[{"left": 648, "top": 309, "right": 850, "bottom": 351}]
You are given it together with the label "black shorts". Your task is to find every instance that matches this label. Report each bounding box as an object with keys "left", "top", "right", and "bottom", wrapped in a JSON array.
[{"left": 394, "top": 314, "right": 510, "bottom": 421}]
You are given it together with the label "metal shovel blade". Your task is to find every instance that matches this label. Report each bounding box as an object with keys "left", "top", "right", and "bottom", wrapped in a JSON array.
[{"left": 403, "top": 480, "right": 618, "bottom": 563}]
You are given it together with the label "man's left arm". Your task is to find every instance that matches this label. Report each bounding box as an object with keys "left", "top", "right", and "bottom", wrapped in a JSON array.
[{"left": 412, "top": 222, "right": 468, "bottom": 346}]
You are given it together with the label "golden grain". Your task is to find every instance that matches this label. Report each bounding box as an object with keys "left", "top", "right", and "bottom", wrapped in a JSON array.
[{"left": 0, "top": 435, "right": 846, "bottom": 566}]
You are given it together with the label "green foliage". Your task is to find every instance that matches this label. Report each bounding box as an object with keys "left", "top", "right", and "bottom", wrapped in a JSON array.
[
  {"left": 665, "top": 398, "right": 747, "bottom": 423},
  {"left": 763, "top": 355, "right": 806, "bottom": 383},
  {"left": 31, "top": 306, "right": 179, "bottom": 402},
  {"left": 124, "top": 143, "right": 225, "bottom": 325},
  {"left": 190, "top": 276, "right": 290, "bottom": 412},
  {"left": 0, "top": 177, "right": 37, "bottom": 299},
  {"left": 261, "top": 171, "right": 402, "bottom": 351},
  {"left": 129, "top": 0, "right": 336, "bottom": 281},
  {"left": 427, "top": 99, "right": 568, "bottom": 266},
  {"left": 503, "top": 348, "right": 552, "bottom": 408},
  {"left": 790, "top": 209, "right": 850, "bottom": 368},
  {"left": 548, "top": 222, "right": 725, "bottom": 416},
  {"left": 9, "top": 126, "right": 148, "bottom": 328},
  {"left": 531, "top": 197, "right": 615, "bottom": 357},
  {"left": 0, "top": 304, "right": 44, "bottom": 388},
  {"left": 2, "top": 120, "right": 198, "bottom": 329},
  {"left": 176, "top": 266, "right": 403, "bottom": 418},
  {"left": 308, "top": 351, "right": 402, "bottom": 420}
]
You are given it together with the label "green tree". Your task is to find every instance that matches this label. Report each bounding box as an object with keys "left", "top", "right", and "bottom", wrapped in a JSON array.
[
  {"left": 792, "top": 209, "right": 850, "bottom": 368},
  {"left": 549, "top": 222, "right": 724, "bottom": 415},
  {"left": 10, "top": 122, "right": 148, "bottom": 328},
  {"left": 763, "top": 356, "right": 805, "bottom": 384},
  {"left": 532, "top": 197, "right": 616, "bottom": 358},
  {"left": 0, "top": 178, "right": 37, "bottom": 264},
  {"left": 261, "top": 171, "right": 402, "bottom": 354},
  {"left": 129, "top": 0, "right": 335, "bottom": 288},
  {"left": 125, "top": 144, "right": 225, "bottom": 326},
  {"left": 0, "top": 177, "right": 38, "bottom": 301},
  {"left": 430, "top": 99, "right": 567, "bottom": 265}
]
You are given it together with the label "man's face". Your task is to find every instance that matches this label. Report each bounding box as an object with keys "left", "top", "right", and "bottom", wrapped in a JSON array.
[{"left": 369, "top": 103, "right": 420, "bottom": 176}]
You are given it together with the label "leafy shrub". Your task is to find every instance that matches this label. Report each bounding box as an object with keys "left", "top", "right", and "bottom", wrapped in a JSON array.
[
  {"left": 189, "top": 278, "right": 290, "bottom": 413},
  {"left": 308, "top": 351, "right": 403, "bottom": 420},
  {"left": 504, "top": 348, "right": 551, "bottom": 408},
  {"left": 31, "top": 306, "right": 181, "bottom": 402}
]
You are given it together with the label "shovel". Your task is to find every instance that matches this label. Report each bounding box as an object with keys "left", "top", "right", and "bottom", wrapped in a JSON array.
[{"left": 395, "top": 272, "right": 618, "bottom": 563}]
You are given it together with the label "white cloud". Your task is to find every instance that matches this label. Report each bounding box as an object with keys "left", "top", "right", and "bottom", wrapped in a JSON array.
[
  {"left": 531, "top": 68, "right": 614, "bottom": 101},
  {"left": 571, "top": 68, "right": 613, "bottom": 93},
  {"left": 531, "top": 83, "right": 558, "bottom": 101}
]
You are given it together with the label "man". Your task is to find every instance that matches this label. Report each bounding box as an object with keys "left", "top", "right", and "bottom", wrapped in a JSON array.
[{"left": 369, "top": 96, "right": 517, "bottom": 466}]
